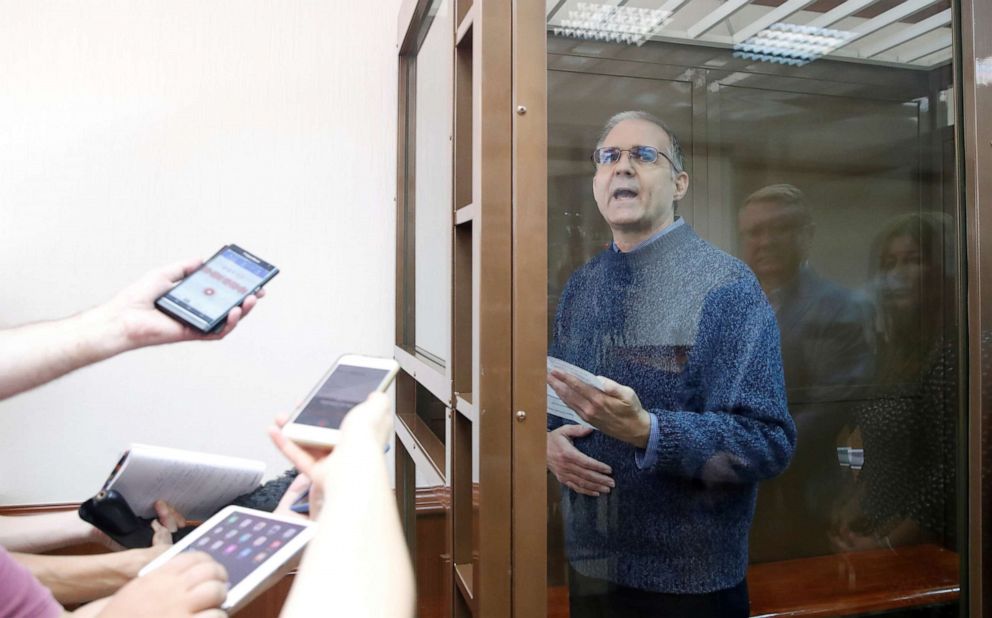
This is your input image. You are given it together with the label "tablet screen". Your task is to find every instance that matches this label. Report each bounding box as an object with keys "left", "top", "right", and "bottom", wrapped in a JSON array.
[
  {"left": 186, "top": 511, "right": 309, "bottom": 588},
  {"left": 294, "top": 365, "right": 389, "bottom": 429}
]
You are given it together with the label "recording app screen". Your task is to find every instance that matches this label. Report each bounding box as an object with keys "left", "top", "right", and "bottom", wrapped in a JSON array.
[
  {"left": 295, "top": 366, "right": 388, "bottom": 429},
  {"left": 166, "top": 249, "right": 270, "bottom": 321},
  {"left": 186, "top": 512, "right": 307, "bottom": 588}
]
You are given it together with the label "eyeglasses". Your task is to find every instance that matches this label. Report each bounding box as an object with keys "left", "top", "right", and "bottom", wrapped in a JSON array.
[{"left": 591, "top": 145, "right": 681, "bottom": 171}]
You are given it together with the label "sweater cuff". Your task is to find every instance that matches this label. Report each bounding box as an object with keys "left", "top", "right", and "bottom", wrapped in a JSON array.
[
  {"left": 635, "top": 413, "right": 661, "bottom": 470},
  {"left": 655, "top": 410, "right": 710, "bottom": 477}
]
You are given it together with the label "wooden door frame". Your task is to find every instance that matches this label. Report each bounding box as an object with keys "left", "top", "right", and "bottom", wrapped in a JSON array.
[
  {"left": 394, "top": 0, "right": 547, "bottom": 615},
  {"left": 511, "top": 0, "right": 549, "bottom": 615},
  {"left": 958, "top": 0, "right": 992, "bottom": 615}
]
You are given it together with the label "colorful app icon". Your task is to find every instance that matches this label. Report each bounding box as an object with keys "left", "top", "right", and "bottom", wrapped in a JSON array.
[
  {"left": 253, "top": 536, "right": 267, "bottom": 547},
  {"left": 211, "top": 540, "right": 224, "bottom": 551},
  {"left": 224, "top": 544, "right": 238, "bottom": 555},
  {"left": 238, "top": 548, "right": 253, "bottom": 559}
]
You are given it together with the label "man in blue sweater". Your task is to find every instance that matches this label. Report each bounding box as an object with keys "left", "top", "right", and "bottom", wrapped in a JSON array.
[{"left": 547, "top": 111, "right": 796, "bottom": 617}]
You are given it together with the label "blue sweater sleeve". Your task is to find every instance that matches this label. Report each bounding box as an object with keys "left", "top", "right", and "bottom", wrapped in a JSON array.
[{"left": 639, "top": 276, "right": 796, "bottom": 483}]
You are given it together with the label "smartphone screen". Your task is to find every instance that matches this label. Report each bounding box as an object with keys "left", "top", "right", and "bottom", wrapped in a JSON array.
[
  {"left": 293, "top": 365, "right": 389, "bottom": 429},
  {"left": 158, "top": 246, "right": 277, "bottom": 331},
  {"left": 186, "top": 511, "right": 308, "bottom": 589}
]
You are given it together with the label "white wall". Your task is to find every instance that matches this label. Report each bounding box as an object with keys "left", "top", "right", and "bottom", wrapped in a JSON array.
[{"left": 0, "top": 0, "right": 402, "bottom": 504}]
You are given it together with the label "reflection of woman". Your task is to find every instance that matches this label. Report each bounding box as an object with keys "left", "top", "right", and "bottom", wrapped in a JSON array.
[{"left": 834, "top": 212, "right": 957, "bottom": 551}]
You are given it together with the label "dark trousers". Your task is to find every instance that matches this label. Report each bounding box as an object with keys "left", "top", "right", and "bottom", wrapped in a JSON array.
[{"left": 568, "top": 566, "right": 750, "bottom": 618}]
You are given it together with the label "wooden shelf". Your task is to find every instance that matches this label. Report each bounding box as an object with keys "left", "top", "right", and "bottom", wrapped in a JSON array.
[
  {"left": 454, "top": 562, "right": 475, "bottom": 606},
  {"left": 455, "top": 392, "right": 477, "bottom": 422},
  {"left": 394, "top": 345, "right": 452, "bottom": 407},
  {"left": 455, "top": 202, "right": 477, "bottom": 226},
  {"left": 395, "top": 413, "right": 446, "bottom": 485},
  {"left": 456, "top": 5, "right": 474, "bottom": 47}
]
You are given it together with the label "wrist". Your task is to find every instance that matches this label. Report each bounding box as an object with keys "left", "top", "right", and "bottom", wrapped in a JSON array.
[
  {"left": 75, "top": 304, "right": 131, "bottom": 359},
  {"left": 631, "top": 410, "right": 652, "bottom": 449},
  {"left": 120, "top": 547, "right": 162, "bottom": 578},
  {"left": 338, "top": 427, "right": 386, "bottom": 456},
  {"left": 340, "top": 418, "right": 390, "bottom": 450}
]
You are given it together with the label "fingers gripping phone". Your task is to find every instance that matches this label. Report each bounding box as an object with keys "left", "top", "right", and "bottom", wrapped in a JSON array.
[
  {"left": 155, "top": 245, "right": 278, "bottom": 333},
  {"left": 281, "top": 354, "right": 400, "bottom": 448}
]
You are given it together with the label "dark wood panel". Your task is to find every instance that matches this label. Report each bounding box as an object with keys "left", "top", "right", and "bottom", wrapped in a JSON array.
[
  {"left": 748, "top": 544, "right": 959, "bottom": 617},
  {"left": 544, "top": 544, "right": 958, "bottom": 618},
  {"left": 237, "top": 575, "right": 295, "bottom": 618}
]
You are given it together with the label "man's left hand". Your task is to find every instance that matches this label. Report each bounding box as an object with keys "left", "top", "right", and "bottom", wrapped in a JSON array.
[{"left": 547, "top": 370, "right": 652, "bottom": 448}]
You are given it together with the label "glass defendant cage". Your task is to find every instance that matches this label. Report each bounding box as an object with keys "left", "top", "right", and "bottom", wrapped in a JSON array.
[{"left": 394, "top": 0, "right": 992, "bottom": 615}]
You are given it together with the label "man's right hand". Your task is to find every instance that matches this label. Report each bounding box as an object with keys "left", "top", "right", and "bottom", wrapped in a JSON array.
[
  {"left": 267, "top": 392, "right": 393, "bottom": 520},
  {"left": 93, "top": 552, "right": 228, "bottom": 618},
  {"left": 547, "top": 425, "right": 614, "bottom": 497}
]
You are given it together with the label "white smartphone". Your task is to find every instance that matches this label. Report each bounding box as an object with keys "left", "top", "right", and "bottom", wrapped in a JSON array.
[
  {"left": 281, "top": 354, "right": 400, "bottom": 448},
  {"left": 138, "top": 506, "right": 313, "bottom": 614}
]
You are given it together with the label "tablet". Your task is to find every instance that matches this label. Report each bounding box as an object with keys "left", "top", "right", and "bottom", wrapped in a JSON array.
[{"left": 139, "top": 506, "right": 314, "bottom": 613}]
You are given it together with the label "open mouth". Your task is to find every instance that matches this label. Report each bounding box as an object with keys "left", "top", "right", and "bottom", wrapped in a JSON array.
[{"left": 612, "top": 188, "right": 639, "bottom": 200}]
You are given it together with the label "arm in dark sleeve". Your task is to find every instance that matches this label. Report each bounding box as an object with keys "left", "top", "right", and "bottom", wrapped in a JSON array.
[{"left": 637, "top": 276, "right": 796, "bottom": 483}]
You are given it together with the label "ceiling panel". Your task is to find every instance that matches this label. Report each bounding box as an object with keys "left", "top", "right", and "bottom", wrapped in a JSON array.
[{"left": 546, "top": 0, "right": 953, "bottom": 69}]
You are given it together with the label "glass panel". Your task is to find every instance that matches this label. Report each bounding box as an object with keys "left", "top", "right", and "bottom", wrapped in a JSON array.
[
  {"left": 544, "top": 2, "right": 962, "bottom": 616},
  {"left": 402, "top": 0, "right": 453, "bottom": 367},
  {"left": 413, "top": 0, "right": 453, "bottom": 366}
]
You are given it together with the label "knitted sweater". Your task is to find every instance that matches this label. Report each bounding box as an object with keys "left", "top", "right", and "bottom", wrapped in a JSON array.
[{"left": 550, "top": 222, "right": 795, "bottom": 594}]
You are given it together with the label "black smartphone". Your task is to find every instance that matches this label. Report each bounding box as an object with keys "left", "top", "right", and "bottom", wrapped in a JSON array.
[{"left": 155, "top": 245, "right": 278, "bottom": 333}]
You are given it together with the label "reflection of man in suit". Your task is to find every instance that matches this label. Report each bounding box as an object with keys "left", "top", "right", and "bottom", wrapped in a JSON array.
[{"left": 738, "top": 184, "right": 872, "bottom": 561}]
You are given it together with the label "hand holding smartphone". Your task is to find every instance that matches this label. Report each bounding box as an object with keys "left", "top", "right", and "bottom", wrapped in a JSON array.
[
  {"left": 281, "top": 355, "right": 400, "bottom": 448},
  {"left": 155, "top": 245, "right": 278, "bottom": 333}
]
